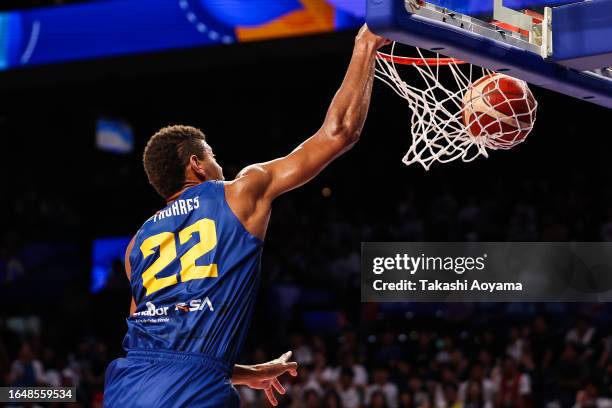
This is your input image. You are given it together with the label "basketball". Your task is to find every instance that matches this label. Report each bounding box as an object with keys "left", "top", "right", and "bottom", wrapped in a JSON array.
[{"left": 462, "top": 73, "right": 537, "bottom": 148}]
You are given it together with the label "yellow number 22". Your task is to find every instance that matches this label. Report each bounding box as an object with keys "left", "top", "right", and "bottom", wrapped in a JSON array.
[{"left": 140, "top": 218, "right": 218, "bottom": 296}]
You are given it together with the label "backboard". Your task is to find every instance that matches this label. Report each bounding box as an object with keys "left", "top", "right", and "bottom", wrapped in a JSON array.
[{"left": 367, "top": 0, "right": 612, "bottom": 108}]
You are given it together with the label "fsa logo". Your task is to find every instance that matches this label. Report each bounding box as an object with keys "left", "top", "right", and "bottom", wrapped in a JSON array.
[{"left": 175, "top": 298, "right": 214, "bottom": 313}]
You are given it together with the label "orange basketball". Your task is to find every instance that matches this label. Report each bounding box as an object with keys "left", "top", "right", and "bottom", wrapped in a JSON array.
[{"left": 462, "top": 73, "right": 537, "bottom": 148}]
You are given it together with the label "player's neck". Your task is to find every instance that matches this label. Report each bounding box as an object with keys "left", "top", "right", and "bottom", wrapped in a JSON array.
[{"left": 166, "top": 180, "right": 204, "bottom": 204}]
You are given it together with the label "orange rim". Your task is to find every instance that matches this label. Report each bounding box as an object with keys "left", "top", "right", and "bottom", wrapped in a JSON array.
[{"left": 377, "top": 52, "right": 465, "bottom": 66}]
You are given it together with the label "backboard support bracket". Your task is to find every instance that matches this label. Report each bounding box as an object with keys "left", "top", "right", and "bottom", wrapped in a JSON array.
[{"left": 493, "top": 0, "right": 533, "bottom": 32}]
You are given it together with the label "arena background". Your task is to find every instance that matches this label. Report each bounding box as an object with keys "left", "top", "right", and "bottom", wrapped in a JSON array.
[{"left": 1, "top": 1, "right": 612, "bottom": 407}]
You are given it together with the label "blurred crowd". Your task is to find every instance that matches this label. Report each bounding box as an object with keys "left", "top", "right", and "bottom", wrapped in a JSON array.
[
  {"left": 0, "top": 333, "right": 108, "bottom": 407},
  {"left": 3, "top": 312, "right": 612, "bottom": 408},
  {"left": 238, "top": 313, "right": 612, "bottom": 408}
]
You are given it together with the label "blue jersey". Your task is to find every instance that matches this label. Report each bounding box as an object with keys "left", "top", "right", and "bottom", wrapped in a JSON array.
[{"left": 122, "top": 181, "right": 263, "bottom": 367}]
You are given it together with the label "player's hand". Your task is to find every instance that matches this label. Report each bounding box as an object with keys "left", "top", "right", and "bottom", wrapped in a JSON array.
[
  {"left": 355, "top": 24, "right": 391, "bottom": 50},
  {"left": 241, "top": 351, "right": 298, "bottom": 406}
]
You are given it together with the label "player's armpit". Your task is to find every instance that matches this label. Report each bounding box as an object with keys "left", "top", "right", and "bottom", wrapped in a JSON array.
[
  {"left": 124, "top": 236, "right": 136, "bottom": 280},
  {"left": 125, "top": 236, "right": 136, "bottom": 316},
  {"left": 129, "top": 298, "right": 137, "bottom": 316}
]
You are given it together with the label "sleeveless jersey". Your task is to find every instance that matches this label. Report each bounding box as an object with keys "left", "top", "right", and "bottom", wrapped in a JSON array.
[{"left": 122, "top": 181, "right": 263, "bottom": 366}]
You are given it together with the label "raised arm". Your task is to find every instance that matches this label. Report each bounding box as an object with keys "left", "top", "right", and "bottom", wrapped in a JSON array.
[{"left": 226, "top": 26, "right": 388, "bottom": 238}]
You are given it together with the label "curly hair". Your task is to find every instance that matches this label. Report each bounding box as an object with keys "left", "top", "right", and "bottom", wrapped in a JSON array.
[{"left": 143, "top": 125, "right": 206, "bottom": 198}]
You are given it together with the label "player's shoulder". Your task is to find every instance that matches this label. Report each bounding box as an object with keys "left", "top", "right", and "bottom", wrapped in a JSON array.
[{"left": 226, "top": 165, "right": 271, "bottom": 199}]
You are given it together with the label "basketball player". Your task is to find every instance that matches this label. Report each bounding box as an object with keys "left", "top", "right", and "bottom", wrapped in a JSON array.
[{"left": 103, "top": 25, "right": 389, "bottom": 407}]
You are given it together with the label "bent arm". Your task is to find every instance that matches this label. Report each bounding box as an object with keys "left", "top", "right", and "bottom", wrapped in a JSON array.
[{"left": 233, "top": 27, "right": 387, "bottom": 204}]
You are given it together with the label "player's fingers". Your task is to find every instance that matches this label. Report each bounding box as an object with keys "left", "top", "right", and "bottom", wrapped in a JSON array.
[
  {"left": 267, "top": 361, "right": 298, "bottom": 377},
  {"left": 264, "top": 387, "right": 278, "bottom": 406},
  {"left": 283, "top": 361, "right": 298, "bottom": 375},
  {"left": 284, "top": 361, "right": 298, "bottom": 370},
  {"left": 272, "top": 378, "right": 285, "bottom": 395},
  {"left": 278, "top": 351, "right": 292, "bottom": 363}
]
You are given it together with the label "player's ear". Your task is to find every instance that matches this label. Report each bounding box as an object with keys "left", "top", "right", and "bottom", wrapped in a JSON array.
[{"left": 188, "top": 154, "right": 207, "bottom": 181}]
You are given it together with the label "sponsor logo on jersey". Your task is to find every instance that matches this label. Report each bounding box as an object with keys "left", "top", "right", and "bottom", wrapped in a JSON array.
[
  {"left": 174, "top": 298, "right": 214, "bottom": 313},
  {"left": 133, "top": 301, "right": 169, "bottom": 317}
]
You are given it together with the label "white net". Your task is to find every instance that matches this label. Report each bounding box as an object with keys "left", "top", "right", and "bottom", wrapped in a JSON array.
[{"left": 375, "top": 44, "right": 538, "bottom": 170}]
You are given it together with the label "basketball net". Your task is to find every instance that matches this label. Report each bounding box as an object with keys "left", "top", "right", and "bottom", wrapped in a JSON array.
[{"left": 375, "top": 43, "right": 538, "bottom": 170}]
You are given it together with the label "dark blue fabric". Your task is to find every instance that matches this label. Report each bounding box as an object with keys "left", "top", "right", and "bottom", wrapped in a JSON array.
[
  {"left": 105, "top": 181, "right": 263, "bottom": 406},
  {"left": 104, "top": 349, "right": 240, "bottom": 407},
  {"left": 122, "top": 181, "right": 263, "bottom": 366}
]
